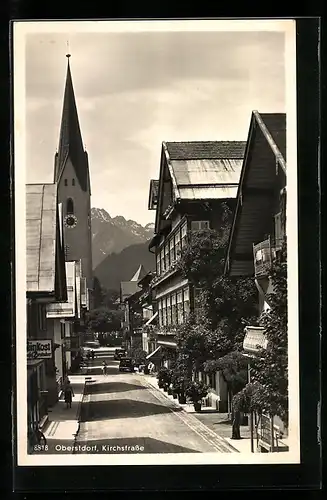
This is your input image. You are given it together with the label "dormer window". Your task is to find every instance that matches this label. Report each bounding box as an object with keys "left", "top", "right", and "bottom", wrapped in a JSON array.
[
  {"left": 72, "top": 178, "right": 75, "bottom": 186},
  {"left": 64, "top": 179, "right": 68, "bottom": 186}
]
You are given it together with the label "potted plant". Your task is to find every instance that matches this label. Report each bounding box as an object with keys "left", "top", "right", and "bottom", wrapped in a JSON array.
[
  {"left": 171, "top": 373, "right": 188, "bottom": 404},
  {"left": 163, "top": 369, "right": 173, "bottom": 392},
  {"left": 157, "top": 367, "right": 170, "bottom": 389},
  {"left": 143, "top": 364, "right": 150, "bottom": 375},
  {"left": 186, "top": 381, "right": 209, "bottom": 412}
]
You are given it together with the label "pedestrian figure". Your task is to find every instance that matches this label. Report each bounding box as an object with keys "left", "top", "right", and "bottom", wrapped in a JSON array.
[
  {"left": 63, "top": 378, "right": 75, "bottom": 409},
  {"left": 91, "top": 350, "right": 95, "bottom": 360},
  {"left": 102, "top": 360, "right": 107, "bottom": 376}
]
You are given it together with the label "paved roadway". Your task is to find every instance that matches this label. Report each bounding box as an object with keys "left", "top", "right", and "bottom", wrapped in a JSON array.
[{"left": 74, "top": 351, "right": 236, "bottom": 454}]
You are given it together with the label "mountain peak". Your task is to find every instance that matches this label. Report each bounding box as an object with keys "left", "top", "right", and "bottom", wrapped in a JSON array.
[
  {"left": 91, "top": 207, "right": 154, "bottom": 269},
  {"left": 91, "top": 207, "right": 111, "bottom": 222}
]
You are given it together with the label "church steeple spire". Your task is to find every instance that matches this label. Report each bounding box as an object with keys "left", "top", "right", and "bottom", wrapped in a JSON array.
[{"left": 54, "top": 54, "right": 89, "bottom": 192}]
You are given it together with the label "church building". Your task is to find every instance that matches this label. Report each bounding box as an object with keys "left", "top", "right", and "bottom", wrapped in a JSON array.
[{"left": 54, "top": 54, "right": 94, "bottom": 302}]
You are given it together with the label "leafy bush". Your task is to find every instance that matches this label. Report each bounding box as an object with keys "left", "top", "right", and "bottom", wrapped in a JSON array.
[{"left": 185, "top": 381, "right": 209, "bottom": 403}]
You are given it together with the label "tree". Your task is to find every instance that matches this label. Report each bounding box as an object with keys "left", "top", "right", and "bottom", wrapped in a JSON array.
[
  {"left": 175, "top": 202, "right": 257, "bottom": 379},
  {"left": 233, "top": 241, "right": 288, "bottom": 425},
  {"left": 85, "top": 307, "right": 123, "bottom": 333},
  {"left": 93, "top": 276, "right": 104, "bottom": 308}
]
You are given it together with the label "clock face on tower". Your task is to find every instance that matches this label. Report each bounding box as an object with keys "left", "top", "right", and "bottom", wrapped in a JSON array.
[{"left": 64, "top": 214, "right": 78, "bottom": 228}]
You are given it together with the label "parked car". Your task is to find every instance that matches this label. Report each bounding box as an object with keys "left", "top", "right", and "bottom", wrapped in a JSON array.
[
  {"left": 119, "top": 358, "right": 134, "bottom": 373},
  {"left": 114, "top": 349, "right": 127, "bottom": 360},
  {"left": 83, "top": 341, "right": 100, "bottom": 351}
]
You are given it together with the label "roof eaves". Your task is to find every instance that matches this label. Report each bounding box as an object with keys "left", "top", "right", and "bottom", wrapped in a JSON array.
[
  {"left": 154, "top": 148, "right": 165, "bottom": 234},
  {"left": 162, "top": 142, "right": 180, "bottom": 200},
  {"left": 253, "top": 111, "right": 287, "bottom": 174},
  {"left": 224, "top": 113, "right": 256, "bottom": 275}
]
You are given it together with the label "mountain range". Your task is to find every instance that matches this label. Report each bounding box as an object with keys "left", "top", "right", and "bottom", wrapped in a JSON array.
[{"left": 91, "top": 208, "right": 155, "bottom": 290}]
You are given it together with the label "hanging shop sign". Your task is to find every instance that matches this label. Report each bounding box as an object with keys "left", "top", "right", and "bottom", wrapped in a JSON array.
[{"left": 27, "top": 340, "right": 52, "bottom": 360}]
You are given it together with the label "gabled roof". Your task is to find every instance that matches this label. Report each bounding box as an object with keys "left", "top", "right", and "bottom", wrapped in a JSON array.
[
  {"left": 54, "top": 56, "right": 89, "bottom": 192},
  {"left": 224, "top": 111, "right": 287, "bottom": 277},
  {"left": 163, "top": 141, "right": 246, "bottom": 202},
  {"left": 165, "top": 141, "right": 246, "bottom": 160},
  {"left": 130, "top": 264, "right": 147, "bottom": 282},
  {"left": 26, "top": 184, "right": 57, "bottom": 294},
  {"left": 154, "top": 140, "right": 246, "bottom": 234}
]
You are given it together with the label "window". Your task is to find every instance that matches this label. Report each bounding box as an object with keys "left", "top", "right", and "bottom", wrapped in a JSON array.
[
  {"left": 72, "top": 178, "right": 75, "bottom": 186},
  {"left": 181, "top": 222, "right": 187, "bottom": 249},
  {"left": 171, "top": 293, "right": 177, "bottom": 325},
  {"left": 162, "top": 298, "right": 167, "bottom": 326},
  {"left": 210, "top": 373, "right": 217, "bottom": 390},
  {"left": 191, "top": 220, "right": 210, "bottom": 230},
  {"left": 64, "top": 179, "right": 68, "bottom": 186},
  {"left": 164, "top": 244, "right": 170, "bottom": 270},
  {"left": 175, "top": 230, "right": 181, "bottom": 258},
  {"left": 183, "top": 287, "right": 190, "bottom": 321},
  {"left": 66, "top": 198, "right": 74, "bottom": 215},
  {"left": 60, "top": 322, "right": 65, "bottom": 339},
  {"left": 177, "top": 291, "right": 183, "bottom": 324},
  {"left": 64, "top": 245, "right": 70, "bottom": 259},
  {"left": 158, "top": 300, "right": 163, "bottom": 327},
  {"left": 156, "top": 253, "right": 161, "bottom": 275},
  {"left": 194, "top": 287, "right": 202, "bottom": 318},
  {"left": 160, "top": 247, "right": 165, "bottom": 274},
  {"left": 169, "top": 237, "right": 175, "bottom": 265},
  {"left": 167, "top": 296, "right": 171, "bottom": 325}
]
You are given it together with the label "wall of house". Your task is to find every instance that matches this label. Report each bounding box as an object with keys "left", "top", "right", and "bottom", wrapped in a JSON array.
[{"left": 197, "top": 370, "right": 228, "bottom": 412}]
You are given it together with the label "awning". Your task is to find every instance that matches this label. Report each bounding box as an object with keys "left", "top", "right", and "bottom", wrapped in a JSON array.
[
  {"left": 146, "top": 345, "right": 162, "bottom": 359},
  {"left": 144, "top": 311, "right": 158, "bottom": 326},
  {"left": 157, "top": 340, "right": 177, "bottom": 348},
  {"left": 243, "top": 326, "right": 267, "bottom": 354}
]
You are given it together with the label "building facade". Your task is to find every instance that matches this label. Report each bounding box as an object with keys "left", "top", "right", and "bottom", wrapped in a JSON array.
[
  {"left": 224, "top": 111, "right": 287, "bottom": 451},
  {"left": 26, "top": 183, "right": 67, "bottom": 439},
  {"left": 120, "top": 265, "right": 147, "bottom": 349},
  {"left": 147, "top": 141, "right": 246, "bottom": 408}
]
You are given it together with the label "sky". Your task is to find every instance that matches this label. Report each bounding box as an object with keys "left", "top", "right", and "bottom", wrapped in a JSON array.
[{"left": 24, "top": 23, "right": 286, "bottom": 226}]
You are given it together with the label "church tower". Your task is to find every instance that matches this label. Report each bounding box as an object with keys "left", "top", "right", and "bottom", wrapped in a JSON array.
[{"left": 54, "top": 54, "right": 93, "bottom": 292}]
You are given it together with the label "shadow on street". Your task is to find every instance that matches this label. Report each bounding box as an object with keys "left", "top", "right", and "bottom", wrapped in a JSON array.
[
  {"left": 89, "top": 381, "right": 146, "bottom": 394},
  {"left": 80, "top": 398, "right": 182, "bottom": 422}
]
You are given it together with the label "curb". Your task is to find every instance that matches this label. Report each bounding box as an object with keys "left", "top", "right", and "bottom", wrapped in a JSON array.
[{"left": 72, "top": 377, "right": 92, "bottom": 454}]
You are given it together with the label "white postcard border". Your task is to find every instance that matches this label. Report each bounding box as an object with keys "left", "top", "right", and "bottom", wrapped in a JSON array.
[{"left": 14, "top": 18, "right": 300, "bottom": 466}]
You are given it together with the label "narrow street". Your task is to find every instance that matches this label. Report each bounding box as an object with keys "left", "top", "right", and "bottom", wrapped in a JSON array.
[{"left": 74, "top": 351, "right": 237, "bottom": 454}]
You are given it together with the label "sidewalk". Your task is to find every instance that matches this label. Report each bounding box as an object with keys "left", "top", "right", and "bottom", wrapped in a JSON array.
[
  {"left": 140, "top": 373, "right": 253, "bottom": 453},
  {"left": 43, "top": 375, "right": 94, "bottom": 441}
]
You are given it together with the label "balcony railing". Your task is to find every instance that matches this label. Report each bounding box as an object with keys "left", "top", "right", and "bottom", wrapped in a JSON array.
[{"left": 253, "top": 237, "right": 275, "bottom": 278}]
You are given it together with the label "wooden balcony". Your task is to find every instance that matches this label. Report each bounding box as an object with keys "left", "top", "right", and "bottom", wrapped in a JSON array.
[{"left": 253, "top": 237, "right": 274, "bottom": 278}]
